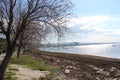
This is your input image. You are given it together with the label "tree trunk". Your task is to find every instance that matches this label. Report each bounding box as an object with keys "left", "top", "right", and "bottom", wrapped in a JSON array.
[
  {"left": 17, "top": 45, "right": 21, "bottom": 58},
  {"left": 0, "top": 46, "right": 13, "bottom": 80}
]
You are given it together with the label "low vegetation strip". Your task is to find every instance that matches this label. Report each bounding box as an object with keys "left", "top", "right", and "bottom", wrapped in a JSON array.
[
  {"left": 10, "top": 54, "right": 50, "bottom": 71},
  {"left": 3, "top": 54, "right": 53, "bottom": 80}
]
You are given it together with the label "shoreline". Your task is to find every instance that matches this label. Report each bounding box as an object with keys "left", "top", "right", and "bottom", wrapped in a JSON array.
[
  {"left": 26, "top": 49, "right": 120, "bottom": 80},
  {"left": 39, "top": 45, "right": 120, "bottom": 60},
  {"left": 35, "top": 49, "right": 120, "bottom": 61}
]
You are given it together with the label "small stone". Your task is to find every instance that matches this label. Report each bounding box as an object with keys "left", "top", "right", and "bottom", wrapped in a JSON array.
[
  {"left": 66, "top": 66, "right": 73, "bottom": 69},
  {"left": 65, "top": 69, "right": 70, "bottom": 74},
  {"left": 113, "top": 78, "right": 117, "bottom": 80},
  {"left": 56, "top": 59, "right": 60, "bottom": 62},
  {"left": 115, "top": 70, "right": 120, "bottom": 76},
  {"left": 111, "top": 67, "right": 117, "bottom": 72},
  {"left": 97, "top": 69, "right": 104, "bottom": 73},
  {"left": 96, "top": 69, "right": 108, "bottom": 75},
  {"left": 96, "top": 77, "right": 100, "bottom": 80},
  {"left": 106, "top": 72, "right": 110, "bottom": 76}
]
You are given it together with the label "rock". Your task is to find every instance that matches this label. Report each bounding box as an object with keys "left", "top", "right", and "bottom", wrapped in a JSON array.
[
  {"left": 65, "top": 69, "right": 70, "bottom": 74},
  {"left": 115, "top": 69, "right": 120, "bottom": 76},
  {"left": 108, "top": 67, "right": 120, "bottom": 77},
  {"left": 111, "top": 67, "right": 117, "bottom": 72},
  {"left": 66, "top": 66, "right": 73, "bottom": 69},
  {"left": 73, "top": 67, "right": 76, "bottom": 69},
  {"left": 106, "top": 72, "right": 110, "bottom": 76},
  {"left": 113, "top": 78, "right": 117, "bottom": 80},
  {"left": 97, "top": 69, "right": 104, "bottom": 73},
  {"left": 56, "top": 59, "right": 60, "bottom": 62},
  {"left": 71, "top": 62, "right": 76, "bottom": 65},
  {"left": 62, "top": 65, "right": 65, "bottom": 68},
  {"left": 96, "top": 77, "right": 100, "bottom": 80},
  {"left": 96, "top": 69, "right": 108, "bottom": 75}
]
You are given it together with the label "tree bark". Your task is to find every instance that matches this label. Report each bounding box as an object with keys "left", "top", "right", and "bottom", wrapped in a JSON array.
[
  {"left": 0, "top": 46, "right": 13, "bottom": 80},
  {"left": 17, "top": 45, "right": 21, "bottom": 58}
]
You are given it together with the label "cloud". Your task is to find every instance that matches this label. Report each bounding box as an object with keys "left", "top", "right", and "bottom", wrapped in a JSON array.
[
  {"left": 66, "top": 15, "right": 120, "bottom": 42},
  {"left": 68, "top": 15, "right": 112, "bottom": 28}
]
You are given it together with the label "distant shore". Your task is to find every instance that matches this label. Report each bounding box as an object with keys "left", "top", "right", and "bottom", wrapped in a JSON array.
[{"left": 26, "top": 49, "right": 120, "bottom": 80}]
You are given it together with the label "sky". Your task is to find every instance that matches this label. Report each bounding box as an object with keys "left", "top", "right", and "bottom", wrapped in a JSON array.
[{"left": 64, "top": 0, "right": 120, "bottom": 42}]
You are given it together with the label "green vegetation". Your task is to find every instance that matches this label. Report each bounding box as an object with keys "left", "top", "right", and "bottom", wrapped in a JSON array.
[
  {"left": 8, "top": 68, "right": 18, "bottom": 72},
  {"left": 31, "top": 78, "right": 37, "bottom": 80},
  {"left": 4, "top": 66, "right": 18, "bottom": 80},
  {"left": 39, "top": 78, "right": 46, "bottom": 80},
  {"left": 3, "top": 53, "right": 59, "bottom": 80},
  {"left": 10, "top": 54, "right": 50, "bottom": 71},
  {"left": 4, "top": 71, "right": 17, "bottom": 80}
]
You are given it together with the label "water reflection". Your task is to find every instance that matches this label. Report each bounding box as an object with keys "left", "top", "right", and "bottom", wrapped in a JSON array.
[
  {"left": 75, "top": 44, "right": 112, "bottom": 57},
  {"left": 40, "top": 44, "right": 120, "bottom": 59}
]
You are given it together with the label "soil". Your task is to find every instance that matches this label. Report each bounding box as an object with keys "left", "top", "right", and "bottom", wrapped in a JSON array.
[
  {"left": 26, "top": 49, "right": 120, "bottom": 80},
  {"left": 9, "top": 64, "right": 50, "bottom": 80}
]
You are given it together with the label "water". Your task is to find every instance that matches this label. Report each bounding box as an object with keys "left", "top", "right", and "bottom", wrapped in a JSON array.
[{"left": 40, "top": 43, "right": 120, "bottom": 59}]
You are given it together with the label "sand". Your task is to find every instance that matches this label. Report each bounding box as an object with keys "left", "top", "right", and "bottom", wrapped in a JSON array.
[{"left": 9, "top": 64, "right": 50, "bottom": 80}]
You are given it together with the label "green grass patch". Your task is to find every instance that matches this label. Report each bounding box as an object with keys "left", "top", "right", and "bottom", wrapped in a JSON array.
[
  {"left": 8, "top": 54, "right": 59, "bottom": 79},
  {"left": 10, "top": 54, "right": 50, "bottom": 71},
  {"left": 4, "top": 65, "right": 18, "bottom": 80},
  {"left": 9, "top": 67, "right": 18, "bottom": 72},
  {"left": 4, "top": 71, "right": 17, "bottom": 80}
]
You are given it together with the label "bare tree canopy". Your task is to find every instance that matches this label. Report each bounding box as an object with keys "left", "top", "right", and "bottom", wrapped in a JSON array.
[{"left": 0, "top": 0, "right": 72, "bottom": 79}]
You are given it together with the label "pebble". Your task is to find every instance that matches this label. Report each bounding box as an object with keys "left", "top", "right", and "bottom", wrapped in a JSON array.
[{"left": 65, "top": 69, "right": 70, "bottom": 74}]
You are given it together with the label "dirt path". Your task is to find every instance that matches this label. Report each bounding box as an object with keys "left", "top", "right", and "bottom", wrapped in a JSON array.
[
  {"left": 9, "top": 64, "right": 50, "bottom": 80},
  {"left": 0, "top": 54, "right": 50, "bottom": 80}
]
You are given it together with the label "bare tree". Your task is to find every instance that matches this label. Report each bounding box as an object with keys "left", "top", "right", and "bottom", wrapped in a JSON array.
[
  {"left": 0, "top": 0, "right": 72, "bottom": 79},
  {"left": 17, "top": 25, "right": 49, "bottom": 58}
]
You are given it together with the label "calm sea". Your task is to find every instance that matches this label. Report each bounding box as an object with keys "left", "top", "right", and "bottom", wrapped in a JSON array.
[{"left": 40, "top": 43, "right": 120, "bottom": 59}]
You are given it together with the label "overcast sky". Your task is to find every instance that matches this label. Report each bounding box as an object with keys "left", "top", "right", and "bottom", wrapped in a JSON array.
[{"left": 65, "top": 0, "right": 120, "bottom": 42}]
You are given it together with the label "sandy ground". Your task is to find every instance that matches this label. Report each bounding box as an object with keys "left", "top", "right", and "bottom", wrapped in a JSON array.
[
  {"left": 0, "top": 54, "right": 50, "bottom": 80},
  {"left": 9, "top": 64, "right": 50, "bottom": 80}
]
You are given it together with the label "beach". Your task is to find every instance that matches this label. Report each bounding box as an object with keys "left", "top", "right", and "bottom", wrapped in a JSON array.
[{"left": 26, "top": 49, "right": 120, "bottom": 80}]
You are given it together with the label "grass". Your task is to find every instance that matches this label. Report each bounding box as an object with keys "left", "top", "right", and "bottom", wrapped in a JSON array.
[
  {"left": 4, "top": 71, "right": 17, "bottom": 80},
  {"left": 9, "top": 67, "right": 19, "bottom": 72},
  {"left": 4, "top": 65, "right": 19, "bottom": 80},
  {"left": 10, "top": 54, "right": 50, "bottom": 71},
  {"left": 4, "top": 53, "right": 58, "bottom": 80}
]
